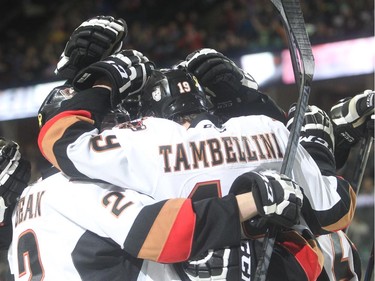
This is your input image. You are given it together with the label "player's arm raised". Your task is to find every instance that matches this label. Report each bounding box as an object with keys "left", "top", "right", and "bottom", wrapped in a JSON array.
[
  {"left": 38, "top": 50, "right": 155, "bottom": 179},
  {"left": 55, "top": 15, "right": 128, "bottom": 81},
  {"left": 179, "top": 48, "right": 286, "bottom": 123}
]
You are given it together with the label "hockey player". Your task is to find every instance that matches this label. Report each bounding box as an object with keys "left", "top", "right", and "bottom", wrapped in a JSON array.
[
  {"left": 8, "top": 143, "right": 303, "bottom": 280},
  {"left": 180, "top": 48, "right": 371, "bottom": 281},
  {"left": 0, "top": 138, "right": 31, "bottom": 280},
  {"left": 47, "top": 17, "right": 367, "bottom": 280},
  {"left": 37, "top": 47, "right": 358, "bottom": 280}
]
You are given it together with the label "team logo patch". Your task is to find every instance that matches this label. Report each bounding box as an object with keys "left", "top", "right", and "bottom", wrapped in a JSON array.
[{"left": 152, "top": 87, "right": 162, "bottom": 101}]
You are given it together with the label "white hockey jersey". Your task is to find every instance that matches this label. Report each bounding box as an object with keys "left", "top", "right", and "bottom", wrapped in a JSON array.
[
  {"left": 38, "top": 90, "right": 358, "bottom": 280},
  {"left": 40, "top": 114, "right": 352, "bottom": 233},
  {"left": 9, "top": 171, "right": 245, "bottom": 280}
]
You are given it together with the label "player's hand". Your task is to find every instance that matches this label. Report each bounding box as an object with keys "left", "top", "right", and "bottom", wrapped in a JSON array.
[
  {"left": 55, "top": 16, "right": 128, "bottom": 80},
  {"left": 230, "top": 171, "right": 303, "bottom": 228},
  {"left": 183, "top": 246, "right": 240, "bottom": 281},
  {"left": 73, "top": 49, "right": 155, "bottom": 108},
  {"left": 0, "top": 138, "right": 31, "bottom": 223},
  {"left": 0, "top": 202, "right": 17, "bottom": 250},
  {"left": 287, "top": 104, "right": 336, "bottom": 172},
  {"left": 330, "top": 90, "right": 374, "bottom": 169},
  {"left": 180, "top": 48, "right": 260, "bottom": 109},
  {"left": 330, "top": 90, "right": 374, "bottom": 148}
]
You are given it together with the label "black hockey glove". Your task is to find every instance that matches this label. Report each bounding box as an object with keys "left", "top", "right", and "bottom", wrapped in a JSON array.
[
  {"left": 330, "top": 90, "right": 374, "bottom": 169},
  {"left": 230, "top": 171, "right": 303, "bottom": 230},
  {"left": 0, "top": 203, "right": 15, "bottom": 250},
  {"left": 73, "top": 49, "right": 155, "bottom": 108},
  {"left": 55, "top": 16, "right": 128, "bottom": 80},
  {"left": 0, "top": 138, "right": 31, "bottom": 223},
  {"left": 287, "top": 104, "right": 336, "bottom": 174},
  {"left": 183, "top": 246, "right": 241, "bottom": 281},
  {"left": 179, "top": 48, "right": 263, "bottom": 117}
]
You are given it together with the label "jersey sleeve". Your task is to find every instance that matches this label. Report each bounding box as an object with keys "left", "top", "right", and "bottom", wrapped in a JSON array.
[
  {"left": 124, "top": 194, "right": 241, "bottom": 262},
  {"left": 51, "top": 182, "right": 242, "bottom": 263},
  {"left": 294, "top": 145, "right": 356, "bottom": 235},
  {"left": 38, "top": 88, "right": 113, "bottom": 180}
]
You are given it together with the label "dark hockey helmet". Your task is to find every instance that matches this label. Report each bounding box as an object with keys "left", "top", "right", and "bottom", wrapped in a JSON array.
[
  {"left": 139, "top": 68, "right": 213, "bottom": 120},
  {"left": 38, "top": 84, "right": 130, "bottom": 130},
  {"left": 37, "top": 84, "right": 76, "bottom": 129}
]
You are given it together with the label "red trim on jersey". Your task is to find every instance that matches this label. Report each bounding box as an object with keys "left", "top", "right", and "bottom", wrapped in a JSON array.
[
  {"left": 38, "top": 110, "right": 92, "bottom": 157},
  {"left": 158, "top": 199, "right": 196, "bottom": 263},
  {"left": 281, "top": 240, "right": 322, "bottom": 281}
]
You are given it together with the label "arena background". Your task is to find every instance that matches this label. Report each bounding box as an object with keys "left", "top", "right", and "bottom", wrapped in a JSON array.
[{"left": 0, "top": 0, "right": 373, "bottom": 280}]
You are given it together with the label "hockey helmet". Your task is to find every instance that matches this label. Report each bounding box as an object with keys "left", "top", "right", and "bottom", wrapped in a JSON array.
[
  {"left": 38, "top": 84, "right": 131, "bottom": 130},
  {"left": 139, "top": 68, "right": 213, "bottom": 120},
  {"left": 38, "top": 84, "right": 76, "bottom": 129}
]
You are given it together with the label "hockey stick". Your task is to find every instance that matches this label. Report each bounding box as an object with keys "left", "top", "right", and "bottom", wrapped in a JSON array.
[
  {"left": 253, "top": 1, "right": 314, "bottom": 280},
  {"left": 348, "top": 134, "right": 374, "bottom": 281},
  {"left": 346, "top": 134, "right": 373, "bottom": 229},
  {"left": 351, "top": 136, "right": 374, "bottom": 195}
]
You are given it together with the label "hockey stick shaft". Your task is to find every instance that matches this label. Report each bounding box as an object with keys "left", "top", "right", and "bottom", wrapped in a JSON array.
[
  {"left": 345, "top": 136, "right": 373, "bottom": 235},
  {"left": 348, "top": 136, "right": 374, "bottom": 281},
  {"left": 273, "top": 0, "right": 314, "bottom": 176},
  {"left": 351, "top": 136, "right": 374, "bottom": 193},
  {"left": 254, "top": 1, "right": 314, "bottom": 280}
]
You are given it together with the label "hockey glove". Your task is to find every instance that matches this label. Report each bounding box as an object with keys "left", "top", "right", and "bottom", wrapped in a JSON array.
[
  {"left": 180, "top": 48, "right": 262, "bottom": 117},
  {"left": 55, "top": 16, "right": 128, "bottom": 80},
  {"left": 0, "top": 138, "right": 31, "bottom": 223},
  {"left": 0, "top": 203, "right": 15, "bottom": 249},
  {"left": 183, "top": 246, "right": 240, "bottom": 281},
  {"left": 230, "top": 171, "right": 303, "bottom": 229},
  {"left": 73, "top": 49, "right": 155, "bottom": 108},
  {"left": 287, "top": 104, "right": 336, "bottom": 173},
  {"left": 330, "top": 90, "right": 374, "bottom": 168}
]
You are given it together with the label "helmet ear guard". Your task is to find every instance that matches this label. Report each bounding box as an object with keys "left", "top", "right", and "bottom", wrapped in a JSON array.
[
  {"left": 139, "top": 68, "right": 213, "bottom": 120},
  {"left": 38, "top": 85, "right": 76, "bottom": 129}
]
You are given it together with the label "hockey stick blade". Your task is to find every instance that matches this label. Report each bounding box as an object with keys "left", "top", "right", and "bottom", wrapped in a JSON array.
[{"left": 254, "top": 1, "right": 314, "bottom": 280}]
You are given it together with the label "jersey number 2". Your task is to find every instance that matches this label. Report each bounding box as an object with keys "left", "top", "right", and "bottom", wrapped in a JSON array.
[{"left": 17, "top": 230, "right": 44, "bottom": 280}]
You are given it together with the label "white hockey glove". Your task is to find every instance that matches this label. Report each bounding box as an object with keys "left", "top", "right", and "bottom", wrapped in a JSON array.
[
  {"left": 331, "top": 90, "right": 374, "bottom": 144},
  {"left": 230, "top": 171, "right": 303, "bottom": 229},
  {"left": 330, "top": 90, "right": 374, "bottom": 168},
  {"left": 183, "top": 246, "right": 240, "bottom": 281},
  {"left": 73, "top": 49, "right": 155, "bottom": 108},
  {"left": 0, "top": 138, "right": 31, "bottom": 223},
  {"left": 331, "top": 90, "right": 374, "bottom": 142},
  {"left": 287, "top": 104, "right": 336, "bottom": 173},
  {"left": 55, "top": 16, "right": 127, "bottom": 80}
]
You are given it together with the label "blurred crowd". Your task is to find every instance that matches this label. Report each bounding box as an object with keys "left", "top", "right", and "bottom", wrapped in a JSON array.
[{"left": 0, "top": 0, "right": 373, "bottom": 90}]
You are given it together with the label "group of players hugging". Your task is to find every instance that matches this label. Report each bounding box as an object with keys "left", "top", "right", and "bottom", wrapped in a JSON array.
[{"left": 0, "top": 16, "right": 373, "bottom": 281}]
